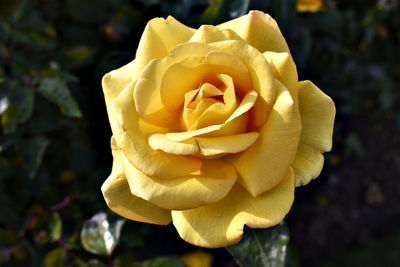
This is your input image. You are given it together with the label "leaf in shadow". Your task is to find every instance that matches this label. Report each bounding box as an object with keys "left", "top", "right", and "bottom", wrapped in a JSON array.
[{"left": 226, "top": 223, "right": 289, "bottom": 267}]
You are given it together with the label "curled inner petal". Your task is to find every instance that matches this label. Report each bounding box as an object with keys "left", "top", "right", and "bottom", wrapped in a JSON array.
[
  {"left": 160, "top": 50, "right": 252, "bottom": 112},
  {"left": 148, "top": 132, "right": 260, "bottom": 157},
  {"left": 182, "top": 74, "right": 238, "bottom": 130},
  {"left": 209, "top": 40, "right": 275, "bottom": 129},
  {"left": 166, "top": 90, "right": 258, "bottom": 141}
]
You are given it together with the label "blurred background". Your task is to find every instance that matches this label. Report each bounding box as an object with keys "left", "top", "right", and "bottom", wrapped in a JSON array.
[{"left": 0, "top": 0, "right": 399, "bottom": 266}]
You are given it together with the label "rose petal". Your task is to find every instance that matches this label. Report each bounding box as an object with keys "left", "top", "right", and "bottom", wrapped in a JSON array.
[
  {"left": 187, "top": 74, "right": 238, "bottom": 130},
  {"left": 190, "top": 24, "right": 242, "bottom": 43},
  {"left": 134, "top": 43, "right": 215, "bottom": 127},
  {"left": 148, "top": 133, "right": 199, "bottom": 155},
  {"left": 171, "top": 168, "right": 294, "bottom": 248},
  {"left": 166, "top": 90, "right": 257, "bottom": 141},
  {"left": 226, "top": 80, "right": 301, "bottom": 197},
  {"left": 123, "top": 156, "right": 237, "bottom": 210},
  {"left": 135, "top": 16, "right": 195, "bottom": 72},
  {"left": 183, "top": 91, "right": 220, "bottom": 130},
  {"left": 113, "top": 82, "right": 202, "bottom": 178},
  {"left": 102, "top": 60, "right": 138, "bottom": 135},
  {"left": 101, "top": 137, "right": 171, "bottom": 225},
  {"left": 225, "top": 90, "right": 258, "bottom": 123},
  {"left": 194, "top": 132, "right": 260, "bottom": 156},
  {"left": 296, "top": 80, "right": 335, "bottom": 151},
  {"left": 199, "top": 82, "right": 224, "bottom": 98},
  {"left": 217, "top": 10, "right": 290, "bottom": 54},
  {"left": 161, "top": 50, "right": 252, "bottom": 112},
  {"left": 263, "top": 51, "right": 298, "bottom": 104},
  {"left": 148, "top": 132, "right": 259, "bottom": 156},
  {"left": 293, "top": 80, "right": 335, "bottom": 186},
  {"left": 209, "top": 40, "right": 275, "bottom": 128},
  {"left": 292, "top": 142, "right": 324, "bottom": 186}
]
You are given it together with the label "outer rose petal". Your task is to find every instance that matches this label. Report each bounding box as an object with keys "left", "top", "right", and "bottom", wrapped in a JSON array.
[
  {"left": 226, "top": 80, "right": 301, "bottom": 197},
  {"left": 102, "top": 60, "right": 138, "bottom": 135},
  {"left": 101, "top": 137, "right": 171, "bottom": 225},
  {"left": 296, "top": 80, "right": 335, "bottom": 151},
  {"left": 293, "top": 80, "right": 335, "bottom": 186},
  {"left": 292, "top": 143, "right": 324, "bottom": 186},
  {"left": 123, "top": 156, "right": 237, "bottom": 210},
  {"left": 112, "top": 81, "right": 202, "bottom": 178},
  {"left": 263, "top": 51, "right": 298, "bottom": 104},
  {"left": 135, "top": 16, "right": 195, "bottom": 72},
  {"left": 171, "top": 168, "right": 294, "bottom": 248},
  {"left": 217, "top": 10, "right": 290, "bottom": 54}
]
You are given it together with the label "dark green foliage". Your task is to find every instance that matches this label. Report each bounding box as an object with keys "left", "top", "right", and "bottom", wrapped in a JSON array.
[
  {"left": 226, "top": 224, "right": 289, "bottom": 267},
  {"left": 323, "top": 230, "right": 400, "bottom": 267},
  {"left": 38, "top": 77, "right": 82, "bottom": 118},
  {"left": 200, "top": 0, "right": 250, "bottom": 24},
  {"left": 142, "top": 257, "right": 187, "bottom": 267}
]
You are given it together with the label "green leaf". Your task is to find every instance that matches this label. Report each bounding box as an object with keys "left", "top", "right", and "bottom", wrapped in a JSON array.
[
  {"left": 81, "top": 212, "right": 126, "bottom": 256},
  {"left": 44, "top": 247, "right": 66, "bottom": 267},
  {"left": 48, "top": 212, "right": 63, "bottom": 242},
  {"left": 16, "top": 135, "right": 49, "bottom": 179},
  {"left": 11, "top": 240, "right": 35, "bottom": 265},
  {"left": 0, "top": 21, "right": 11, "bottom": 43},
  {"left": 114, "top": 253, "right": 135, "bottom": 267},
  {"left": 38, "top": 77, "right": 82, "bottom": 118},
  {"left": 142, "top": 257, "right": 186, "bottom": 267},
  {"left": 13, "top": 28, "right": 57, "bottom": 50},
  {"left": 87, "top": 259, "right": 108, "bottom": 267},
  {"left": 8, "top": 0, "right": 30, "bottom": 25},
  {"left": 226, "top": 223, "right": 289, "bottom": 267},
  {"left": 200, "top": 0, "right": 250, "bottom": 25},
  {"left": 63, "top": 45, "right": 96, "bottom": 69},
  {"left": 199, "top": 1, "right": 221, "bottom": 25},
  {"left": 1, "top": 82, "right": 35, "bottom": 134}
]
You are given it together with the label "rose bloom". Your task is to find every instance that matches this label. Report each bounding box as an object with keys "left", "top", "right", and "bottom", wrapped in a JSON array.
[{"left": 101, "top": 10, "right": 335, "bottom": 248}]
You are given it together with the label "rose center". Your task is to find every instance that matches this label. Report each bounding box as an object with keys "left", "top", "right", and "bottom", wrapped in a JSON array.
[{"left": 181, "top": 73, "right": 239, "bottom": 131}]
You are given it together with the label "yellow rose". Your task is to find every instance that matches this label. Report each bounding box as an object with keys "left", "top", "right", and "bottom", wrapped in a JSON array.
[
  {"left": 101, "top": 10, "right": 335, "bottom": 248},
  {"left": 296, "top": 0, "right": 323, "bottom": 12}
]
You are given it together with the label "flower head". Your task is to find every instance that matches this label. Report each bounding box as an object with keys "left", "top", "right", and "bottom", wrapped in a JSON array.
[{"left": 101, "top": 10, "right": 335, "bottom": 248}]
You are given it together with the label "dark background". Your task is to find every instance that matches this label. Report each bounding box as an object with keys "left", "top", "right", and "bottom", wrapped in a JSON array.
[{"left": 1, "top": 0, "right": 399, "bottom": 266}]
